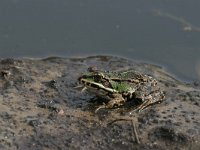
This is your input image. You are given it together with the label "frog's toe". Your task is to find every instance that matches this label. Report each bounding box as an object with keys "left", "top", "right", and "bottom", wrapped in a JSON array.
[{"left": 95, "top": 104, "right": 106, "bottom": 113}]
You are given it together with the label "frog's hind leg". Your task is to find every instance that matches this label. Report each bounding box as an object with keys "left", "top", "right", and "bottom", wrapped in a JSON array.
[
  {"left": 135, "top": 98, "right": 162, "bottom": 112},
  {"left": 134, "top": 99, "right": 151, "bottom": 112}
]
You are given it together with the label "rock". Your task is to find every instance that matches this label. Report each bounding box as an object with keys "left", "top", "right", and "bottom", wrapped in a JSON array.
[{"left": 0, "top": 56, "right": 199, "bottom": 150}]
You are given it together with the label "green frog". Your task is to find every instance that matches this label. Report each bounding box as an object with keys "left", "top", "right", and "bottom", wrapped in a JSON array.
[{"left": 78, "top": 67, "right": 165, "bottom": 112}]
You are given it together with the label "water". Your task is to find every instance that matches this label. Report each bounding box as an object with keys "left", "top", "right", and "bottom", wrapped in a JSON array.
[{"left": 0, "top": 0, "right": 200, "bottom": 81}]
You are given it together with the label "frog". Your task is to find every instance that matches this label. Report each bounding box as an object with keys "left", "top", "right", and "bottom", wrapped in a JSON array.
[{"left": 78, "top": 67, "right": 165, "bottom": 112}]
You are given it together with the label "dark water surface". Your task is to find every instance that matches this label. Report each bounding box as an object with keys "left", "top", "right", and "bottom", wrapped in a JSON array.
[{"left": 0, "top": 0, "right": 200, "bottom": 81}]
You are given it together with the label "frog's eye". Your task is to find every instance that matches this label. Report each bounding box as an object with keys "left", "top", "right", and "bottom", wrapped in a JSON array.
[
  {"left": 92, "top": 73, "right": 104, "bottom": 82},
  {"left": 92, "top": 72, "right": 104, "bottom": 79},
  {"left": 87, "top": 66, "right": 98, "bottom": 72},
  {"left": 97, "top": 73, "right": 104, "bottom": 78}
]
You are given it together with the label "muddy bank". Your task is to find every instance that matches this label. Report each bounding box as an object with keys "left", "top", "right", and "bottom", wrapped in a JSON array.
[{"left": 0, "top": 56, "right": 199, "bottom": 150}]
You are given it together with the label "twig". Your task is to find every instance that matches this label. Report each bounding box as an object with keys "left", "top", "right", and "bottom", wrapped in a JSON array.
[
  {"left": 131, "top": 120, "right": 140, "bottom": 144},
  {"left": 107, "top": 118, "right": 130, "bottom": 126}
]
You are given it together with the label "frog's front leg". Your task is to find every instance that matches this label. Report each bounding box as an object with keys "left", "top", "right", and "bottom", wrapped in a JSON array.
[
  {"left": 95, "top": 94, "right": 125, "bottom": 113},
  {"left": 106, "top": 93, "right": 125, "bottom": 108}
]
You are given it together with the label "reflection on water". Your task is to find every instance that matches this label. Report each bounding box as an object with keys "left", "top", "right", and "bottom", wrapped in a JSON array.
[
  {"left": 152, "top": 9, "right": 200, "bottom": 32},
  {"left": 0, "top": 0, "right": 200, "bottom": 81}
]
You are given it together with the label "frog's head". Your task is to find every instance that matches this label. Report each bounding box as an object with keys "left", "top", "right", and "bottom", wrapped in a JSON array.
[
  {"left": 78, "top": 72, "right": 104, "bottom": 83},
  {"left": 78, "top": 71, "right": 117, "bottom": 98}
]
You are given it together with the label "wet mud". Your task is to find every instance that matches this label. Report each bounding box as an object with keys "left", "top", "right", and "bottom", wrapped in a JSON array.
[{"left": 0, "top": 56, "right": 199, "bottom": 150}]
